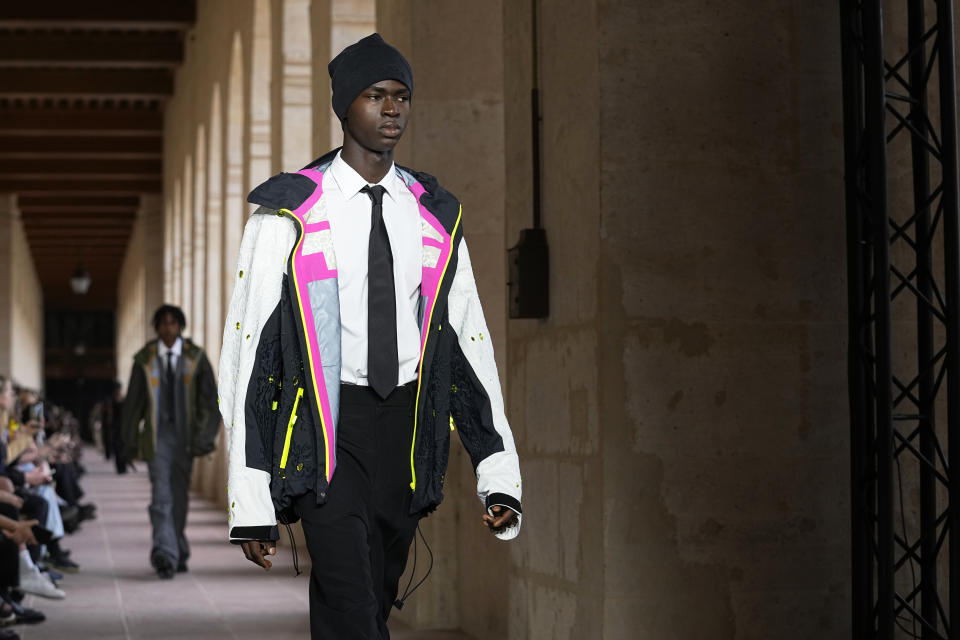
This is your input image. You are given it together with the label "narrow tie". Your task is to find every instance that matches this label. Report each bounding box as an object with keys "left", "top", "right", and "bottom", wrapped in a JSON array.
[
  {"left": 164, "top": 353, "right": 176, "bottom": 423},
  {"left": 362, "top": 185, "right": 398, "bottom": 399}
]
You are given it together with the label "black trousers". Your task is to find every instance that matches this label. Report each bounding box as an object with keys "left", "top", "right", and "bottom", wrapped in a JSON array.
[
  {"left": 294, "top": 381, "right": 421, "bottom": 640},
  {"left": 0, "top": 501, "right": 19, "bottom": 589}
]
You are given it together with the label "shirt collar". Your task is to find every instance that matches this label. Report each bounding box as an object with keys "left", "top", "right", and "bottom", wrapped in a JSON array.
[
  {"left": 329, "top": 151, "right": 400, "bottom": 203},
  {"left": 157, "top": 337, "right": 182, "bottom": 359}
]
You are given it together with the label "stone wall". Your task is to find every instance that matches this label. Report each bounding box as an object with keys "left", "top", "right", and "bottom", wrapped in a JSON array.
[
  {"left": 116, "top": 196, "right": 165, "bottom": 391},
  {"left": 0, "top": 196, "right": 44, "bottom": 390},
  {"left": 119, "top": 1, "right": 854, "bottom": 638}
]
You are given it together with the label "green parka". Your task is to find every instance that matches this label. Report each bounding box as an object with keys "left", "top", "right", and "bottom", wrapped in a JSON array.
[{"left": 121, "top": 338, "right": 220, "bottom": 462}]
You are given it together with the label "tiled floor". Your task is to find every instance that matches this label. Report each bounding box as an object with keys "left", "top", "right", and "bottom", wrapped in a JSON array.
[{"left": 18, "top": 451, "right": 471, "bottom": 640}]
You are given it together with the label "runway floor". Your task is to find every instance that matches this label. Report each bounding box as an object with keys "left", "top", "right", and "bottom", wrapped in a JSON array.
[{"left": 18, "top": 450, "right": 470, "bottom": 640}]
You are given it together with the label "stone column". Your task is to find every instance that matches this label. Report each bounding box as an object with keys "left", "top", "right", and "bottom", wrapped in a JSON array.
[
  {"left": 140, "top": 195, "right": 165, "bottom": 339},
  {"left": 282, "top": 0, "right": 314, "bottom": 169},
  {"left": 0, "top": 195, "right": 15, "bottom": 379}
]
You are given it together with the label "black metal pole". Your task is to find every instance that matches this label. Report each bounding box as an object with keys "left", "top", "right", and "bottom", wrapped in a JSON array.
[
  {"left": 907, "top": 1, "right": 937, "bottom": 637},
  {"left": 863, "top": 2, "right": 895, "bottom": 638},
  {"left": 934, "top": 1, "right": 960, "bottom": 635},
  {"left": 840, "top": 2, "right": 870, "bottom": 637}
]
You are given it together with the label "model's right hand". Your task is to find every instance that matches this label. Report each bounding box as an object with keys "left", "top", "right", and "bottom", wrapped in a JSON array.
[{"left": 240, "top": 540, "right": 276, "bottom": 571}]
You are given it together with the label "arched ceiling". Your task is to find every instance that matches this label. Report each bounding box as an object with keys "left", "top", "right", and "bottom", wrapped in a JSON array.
[{"left": 0, "top": 2, "right": 195, "bottom": 309}]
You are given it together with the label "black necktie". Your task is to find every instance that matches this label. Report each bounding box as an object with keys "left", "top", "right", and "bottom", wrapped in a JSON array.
[
  {"left": 163, "top": 353, "right": 175, "bottom": 421},
  {"left": 362, "top": 185, "right": 398, "bottom": 399}
]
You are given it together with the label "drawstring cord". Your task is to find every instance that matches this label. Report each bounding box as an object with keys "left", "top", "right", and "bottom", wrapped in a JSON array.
[
  {"left": 394, "top": 523, "right": 433, "bottom": 610},
  {"left": 278, "top": 516, "right": 301, "bottom": 576}
]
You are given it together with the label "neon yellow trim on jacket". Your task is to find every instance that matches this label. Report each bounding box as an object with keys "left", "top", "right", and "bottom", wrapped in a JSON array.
[
  {"left": 410, "top": 206, "right": 462, "bottom": 491},
  {"left": 280, "top": 387, "right": 304, "bottom": 471},
  {"left": 280, "top": 208, "right": 332, "bottom": 482}
]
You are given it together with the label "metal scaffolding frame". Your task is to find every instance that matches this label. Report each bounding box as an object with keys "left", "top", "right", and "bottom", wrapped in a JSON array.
[{"left": 841, "top": 1, "right": 960, "bottom": 638}]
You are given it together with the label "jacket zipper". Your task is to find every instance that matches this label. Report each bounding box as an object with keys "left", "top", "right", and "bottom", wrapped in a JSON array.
[
  {"left": 409, "top": 207, "right": 462, "bottom": 492},
  {"left": 279, "top": 387, "right": 304, "bottom": 478},
  {"left": 280, "top": 207, "right": 333, "bottom": 482}
]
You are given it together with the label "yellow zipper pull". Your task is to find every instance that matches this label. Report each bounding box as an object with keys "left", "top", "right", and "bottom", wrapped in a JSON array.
[{"left": 279, "top": 387, "right": 304, "bottom": 471}]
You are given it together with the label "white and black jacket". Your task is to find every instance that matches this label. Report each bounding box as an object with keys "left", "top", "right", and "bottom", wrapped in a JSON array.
[{"left": 218, "top": 149, "right": 522, "bottom": 543}]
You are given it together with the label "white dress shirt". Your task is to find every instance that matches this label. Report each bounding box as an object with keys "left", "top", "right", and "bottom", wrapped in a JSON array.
[
  {"left": 324, "top": 152, "right": 422, "bottom": 386},
  {"left": 157, "top": 336, "right": 183, "bottom": 374}
]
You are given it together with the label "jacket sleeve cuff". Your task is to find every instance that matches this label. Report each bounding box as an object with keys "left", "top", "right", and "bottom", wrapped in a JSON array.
[
  {"left": 229, "top": 525, "right": 279, "bottom": 543},
  {"left": 485, "top": 492, "right": 522, "bottom": 516}
]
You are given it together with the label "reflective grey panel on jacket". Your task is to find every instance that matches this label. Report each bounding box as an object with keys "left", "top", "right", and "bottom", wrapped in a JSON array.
[{"left": 306, "top": 278, "right": 342, "bottom": 433}]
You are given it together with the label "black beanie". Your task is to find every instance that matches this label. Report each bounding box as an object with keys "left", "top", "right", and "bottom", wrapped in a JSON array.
[{"left": 328, "top": 33, "right": 414, "bottom": 120}]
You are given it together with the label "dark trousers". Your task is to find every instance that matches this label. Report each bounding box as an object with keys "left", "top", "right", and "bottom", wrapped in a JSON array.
[
  {"left": 294, "top": 381, "right": 421, "bottom": 640},
  {"left": 0, "top": 501, "right": 19, "bottom": 589},
  {"left": 147, "top": 431, "right": 192, "bottom": 567},
  {"left": 53, "top": 462, "right": 83, "bottom": 506}
]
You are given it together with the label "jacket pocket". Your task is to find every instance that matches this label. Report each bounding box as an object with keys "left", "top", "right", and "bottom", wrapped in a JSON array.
[{"left": 279, "top": 387, "right": 304, "bottom": 478}]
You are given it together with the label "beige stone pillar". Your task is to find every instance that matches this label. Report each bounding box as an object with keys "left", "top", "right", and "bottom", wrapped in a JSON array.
[
  {"left": 0, "top": 195, "right": 14, "bottom": 380},
  {"left": 163, "top": 202, "right": 173, "bottom": 303},
  {"left": 205, "top": 93, "right": 224, "bottom": 371},
  {"left": 181, "top": 157, "right": 195, "bottom": 331},
  {"left": 224, "top": 34, "right": 245, "bottom": 315},
  {"left": 282, "top": 0, "right": 314, "bottom": 169},
  {"left": 116, "top": 195, "right": 165, "bottom": 393},
  {"left": 249, "top": 0, "right": 273, "bottom": 190},
  {"left": 172, "top": 180, "right": 183, "bottom": 307},
  {"left": 326, "top": 0, "right": 375, "bottom": 150},
  {"left": 0, "top": 197, "right": 43, "bottom": 389},
  {"left": 192, "top": 126, "right": 208, "bottom": 345},
  {"left": 141, "top": 195, "right": 165, "bottom": 334},
  {"left": 0, "top": 196, "right": 44, "bottom": 388}
]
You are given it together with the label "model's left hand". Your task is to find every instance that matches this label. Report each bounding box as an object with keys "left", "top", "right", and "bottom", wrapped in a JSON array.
[{"left": 481, "top": 505, "right": 518, "bottom": 533}]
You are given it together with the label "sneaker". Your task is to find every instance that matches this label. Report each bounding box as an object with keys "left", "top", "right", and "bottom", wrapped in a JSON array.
[
  {"left": 35, "top": 562, "right": 62, "bottom": 582},
  {"left": 19, "top": 567, "right": 65, "bottom": 600},
  {"left": 0, "top": 628, "right": 19, "bottom": 640},
  {"left": 49, "top": 552, "right": 79, "bottom": 574},
  {"left": 177, "top": 561, "right": 188, "bottom": 573},
  {"left": 2, "top": 599, "right": 44, "bottom": 625}
]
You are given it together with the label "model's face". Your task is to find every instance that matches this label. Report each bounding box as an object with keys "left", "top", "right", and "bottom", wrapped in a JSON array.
[
  {"left": 343, "top": 80, "right": 411, "bottom": 153},
  {"left": 156, "top": 313, "right": 182, "bottom": 348}
]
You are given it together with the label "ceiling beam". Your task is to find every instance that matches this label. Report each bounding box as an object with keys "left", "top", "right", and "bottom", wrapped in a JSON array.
[
  {"left": 0, "top": 69, "right": 174, "bottom": 99},
  {"left": 17, "top": 195, "right": 141, "bottom": 208},
  {"left": 0, "top": 2, "right": 196, "bottom": 29},
  {"left": 0, "top": 108, "right": 162, "bottom": 136},
  {"left": 0, "top": 32, "right": 183, "bottom": 69},
  {"left": 19, "top": 209, "right": 137, "bottom": 218},
  {"left": 33, "top": 251, "right": 127, "bottom": 257},
  {"left": 24, "top": 226, "right": 132, "bottom": 235},
  {"left": 0, "top": 136, "right": 162, "bottom": 158},
  {"left": 21, "top": 217, "right": 136, "bottom": 226},
  {"left": 32, "top": 253, "right": 128, "bottom": 260},
  {"left": 0, "top": 179, "right": 161, "bottom": 193},
  {"left": 0, "top": 158, "right": 162, "bottom": 175}
]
